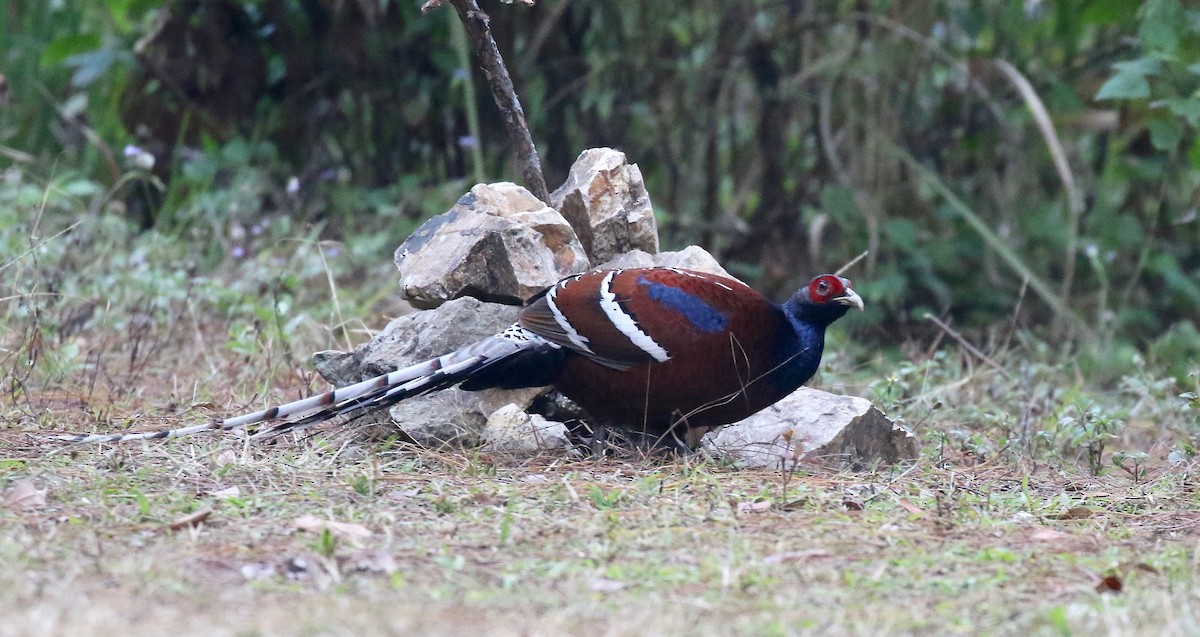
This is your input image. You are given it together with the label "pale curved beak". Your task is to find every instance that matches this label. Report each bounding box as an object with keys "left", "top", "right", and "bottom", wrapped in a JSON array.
[{"left": 835, "top": 288, "right": 865, "bottom": 311}]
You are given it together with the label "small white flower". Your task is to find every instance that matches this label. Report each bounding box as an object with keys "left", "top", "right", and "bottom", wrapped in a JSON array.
[{"left": 123, "top": 145, "right": 156, "bottom": 170}]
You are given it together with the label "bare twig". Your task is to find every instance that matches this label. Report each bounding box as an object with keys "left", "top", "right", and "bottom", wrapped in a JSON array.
[
  {"left": 923, "top": 313, "right": 1013, "bottom": 380},
  {"left": 835, "top": 251, "right": 869, "bottom": 277},
  {"left": 35, "top": 83, "right": 120, "bottom": 185},
  {"left": 0, "top": 221, "right": 82, "bottom": 276},
  {"left": 429, "top": 0, "right": 550, "bottom": 202}
]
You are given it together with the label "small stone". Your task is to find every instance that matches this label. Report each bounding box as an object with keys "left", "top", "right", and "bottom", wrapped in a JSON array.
[
  {"left": 597, "top": 245, "right": 736, "bottom": 281},
  {"left": 551, "top": 148, "right": 658, "bottom": 263},
  {"left": 394, "top": 182, "right": 589, "bottom": 308},
  {"left": 482, "top": 404, "right": 572, "bottom": 453},
  {"left": 656, "top": 245, "right": 734, "bottom": 278},
  {"left": 702, "top": 387, "right": 917, "bottom": 469}
]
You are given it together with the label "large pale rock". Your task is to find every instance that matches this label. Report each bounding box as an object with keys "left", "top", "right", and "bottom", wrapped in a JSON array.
[
  {"left": 482, "top": 404, "right": 572, "bottom": 453},
  {"left": 312, "top": 297, "right": 547, "bottom": 447},
  {"left": 394, "top": 182, "right": 589, "bottom": 308},
  {"left": 551, "top": 148, "right": 658, "bottom": 263},
  {"left": 702, "top": 387, "right": 918, "bottom": 469},
  {"left": 597, "top": 245, "right": 737, "bottom": 281}
]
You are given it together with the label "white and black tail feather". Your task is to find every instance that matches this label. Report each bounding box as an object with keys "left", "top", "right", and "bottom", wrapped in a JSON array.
[{"left": 55, "top": 325, "right": 560, "bottom": 445}]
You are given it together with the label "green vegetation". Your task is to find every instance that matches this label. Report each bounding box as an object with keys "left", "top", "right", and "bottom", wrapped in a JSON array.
[
  {"left": 3, "top": 1, "right": 1200, "bottom": 635},
  {"left": 5, "top": 1, "right": 1200, "bottom": 342}
]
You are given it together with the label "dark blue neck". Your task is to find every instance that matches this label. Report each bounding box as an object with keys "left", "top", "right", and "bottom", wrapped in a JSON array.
[
  {"left": 768, "top": 311, "right": 825, "bottom": 391},
  {"left": 768, "top": 295, "right": 848, "bottom": 392}
]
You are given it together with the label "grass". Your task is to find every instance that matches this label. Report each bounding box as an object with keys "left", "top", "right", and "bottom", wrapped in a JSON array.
[
  {"left": 5, "top": 434, "right": 1200, "bottom": 636},
  {"left": 3, "top": 171, "right": 1200, "bottom": 636}
]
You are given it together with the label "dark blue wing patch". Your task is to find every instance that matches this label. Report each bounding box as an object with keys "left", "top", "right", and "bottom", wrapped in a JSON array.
[{"left": 638, "top": 275, "right": 729, "bottom": 333}]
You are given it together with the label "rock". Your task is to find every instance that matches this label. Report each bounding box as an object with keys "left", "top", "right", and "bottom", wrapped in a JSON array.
[
  {"left": 597, "top": 245, "right": 737, "bottom": 280},
  {"left": 312, "top": 297, "right": 548, "bottom": 447},
  {"left": 394, "top": 182, "right": 589, "bottom": 308},
  {"left": 702, "top": 387, "right": 918, "bottom": 469},
  {"left": 482, "top": 404, "right": 573, "bottom": 453},
  {"left": 551, "top": 148, "right": 658, "bottom": 263}
]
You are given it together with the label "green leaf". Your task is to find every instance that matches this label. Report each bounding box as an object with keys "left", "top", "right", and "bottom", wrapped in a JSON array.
[
  {"left": 60, "top": 179, "right": 103, "bottom": 198},
  {"left": 1147, "top": 117, "right": 1184, "bottom": 151},
  {"left": 1188, "top": 136, "right": 1200, "bottom": 167},
  {"left": 1113, "top": 58, "right": 1162, "bottom": 76},
  {"left": 1081, "top": 0, "right": 1139, "bottom": 25},
  {"left": 883, "top": 217, "right": 918, "bottom": 248},
  {"left": 1139, "top": 0, "right": 1184, "bottom": 52},
  {"left": 1165, "top": 97, "right": 1200, "bottom": 126},
  {"left": 65, "top": 48, "right": 121, "bottom": 88},
  {"left": 1094, "top": 58, "right": 1161, "bottom": 102},
  {"left": 819, "top": 185, "right": 859, "bottom": 225},
  {"left": 1094, "top": 71, "right": 1151, "bottom": 101},
  {"left": 41, "top": 34, "right": 102, "bottom": 67},
  {"left": 1150, "top": 252, "right": 1200, "bottom": 306}
]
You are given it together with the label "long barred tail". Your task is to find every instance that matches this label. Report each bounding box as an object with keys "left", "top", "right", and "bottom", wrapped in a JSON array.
[{"left": 54, "top": 326, "right": 553, "bottom": 445}]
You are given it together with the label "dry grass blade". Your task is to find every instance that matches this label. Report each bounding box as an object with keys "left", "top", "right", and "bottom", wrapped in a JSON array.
[
  {"left": 891, "top": 144, "right": 1097, "bottom": 340},
  {"left": 991, "top": 58, "right": 1085, "bottom": 302},
  {"left": 836, "top": 251, "right": 870, "bottom": 277},
  {"left": 294, "top": 514, "right": 372, "bottom": 542},
  {"left": 169, "top": 507, "right": 213, "bottom": 530},
  {"left": 0, "top": 220, "right": 81, "bottom": 276},
  {"left": 923, "top": 313, "right": 1012, "bottom": 380}
]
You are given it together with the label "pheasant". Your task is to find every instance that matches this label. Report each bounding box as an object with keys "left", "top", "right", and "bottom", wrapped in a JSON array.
[{"left": 61, "top": 267, "right": 863, "bottom": 449}]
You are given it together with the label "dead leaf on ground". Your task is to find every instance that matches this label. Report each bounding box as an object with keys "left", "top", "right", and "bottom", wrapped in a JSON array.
[
  {"left": 1054, "top": 506, "right": 1093, "bottom": 520},
  {"left": 736, "top": 500, "right": 773, "bottom": 514},
  {"left": 210, "top": 486, "right": 241, "bottom": 499},
  {"left": 589, "top": 577, "right": 625, "bottom": 593},
  {"left": 4, "top": 479, "right": 47, "bottom": 511},
  {"left": 895, "top": 498, "right": 925, "bottom": 517},
  {"left": 1134, "top": 562, "right": 1161, "bottom": 575},
  {"left": 763, "top": 549, "right": 830, "bottom": 565},
  {"left": 214, "top": 449, "right": 238, "bottom": 467},
  {"left": 384, "top": 488, "right": 422, "bottom": 501},
  {"left": 1095, "top": 574, "right": 1123, "bottom": 594},
  {"left": 295, "top": 514, "right": 372, "bottom": 542},
  {"left": 169, "top": 507, "right": 213, "bottom": 530},
  {"left": 843, "top": 499, "right": 864, "bottom": 511}
]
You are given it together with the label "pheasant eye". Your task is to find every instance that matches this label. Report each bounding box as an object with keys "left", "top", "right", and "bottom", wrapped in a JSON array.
[{"left": 816, "top": 281, "right": 830, "bottom": 294}]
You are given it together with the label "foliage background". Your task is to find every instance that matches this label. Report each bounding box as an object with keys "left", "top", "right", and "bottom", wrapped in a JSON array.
[{"left": 2, "top": 0, "right": 1199, "bottom": 379}]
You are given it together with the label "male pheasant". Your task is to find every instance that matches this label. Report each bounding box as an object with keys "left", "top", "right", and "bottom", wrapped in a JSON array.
[{"left": 62, "top": 267, "right": 863, "bottom": 448}]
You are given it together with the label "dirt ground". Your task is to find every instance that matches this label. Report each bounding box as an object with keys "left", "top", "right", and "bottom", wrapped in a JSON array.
[{"left": 4, "top": 406, "right": 1199, "bottom": 637}]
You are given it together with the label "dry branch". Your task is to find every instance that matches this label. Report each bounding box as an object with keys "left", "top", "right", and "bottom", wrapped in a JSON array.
[{"left": 426, "top": 0, "right": 550, "bottom": 203}]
